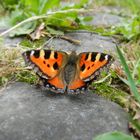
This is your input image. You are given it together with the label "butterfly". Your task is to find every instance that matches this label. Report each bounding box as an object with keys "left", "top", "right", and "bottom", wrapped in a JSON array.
[{"left": 22, "top": 49, "right": 113, "bottom": 94}]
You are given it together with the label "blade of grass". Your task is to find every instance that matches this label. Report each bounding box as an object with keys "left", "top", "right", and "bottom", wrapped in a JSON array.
[
  {"left": 118, "top": 75, "right": 130, "bottom": 86},
  {"left": 116, "top": 45, "right": 140, "bottom": 103}
]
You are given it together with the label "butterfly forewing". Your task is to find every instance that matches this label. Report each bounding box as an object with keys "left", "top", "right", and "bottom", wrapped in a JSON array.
[
  {"left": 79, "top": 52, "right": 113, "bottom": 82},
  {"left": 22, "top": 50, "right": 67, "bottom": 79}
]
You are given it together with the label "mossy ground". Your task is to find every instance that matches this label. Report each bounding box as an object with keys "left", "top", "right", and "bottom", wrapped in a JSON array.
[{"left": 92, "top": 82, "right": 129, "bottom": 107}]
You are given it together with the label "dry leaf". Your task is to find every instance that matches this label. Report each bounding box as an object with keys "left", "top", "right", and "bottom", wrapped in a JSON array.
[{"left": 29, "top": 23, "right": 46, "bottom": 40}]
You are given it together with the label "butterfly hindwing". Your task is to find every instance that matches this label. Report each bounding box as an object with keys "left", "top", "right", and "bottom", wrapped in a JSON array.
[
  {"left": 67, "top": 76, "right": 86, "bottom": 93},
  {"left": 22, "top": 49, "right": 67, "bottom": 79},
  {"left": 40, "top": 76, "right": 66, "bottom": 93},
  {"left": 79, "top": 52, "right": 113, "bottom": 82}
]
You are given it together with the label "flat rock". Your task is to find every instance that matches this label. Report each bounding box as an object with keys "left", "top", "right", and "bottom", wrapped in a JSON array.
[
  {"left": 45, "top": 32, "right": 116, "bottom": 54},
  {"left": 91, "top": 13, "right": 123, "bottom": 27},
  {"left": 0, "top": 82, "right": 129, "bottom": 140}
]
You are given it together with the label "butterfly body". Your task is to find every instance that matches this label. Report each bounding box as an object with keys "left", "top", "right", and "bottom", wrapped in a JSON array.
[
  {"left": 63, "top": 51, "right": 78, "bottom": 84},
  {"left": 22, "top": 49, "right": 113, "bottom": 94}
]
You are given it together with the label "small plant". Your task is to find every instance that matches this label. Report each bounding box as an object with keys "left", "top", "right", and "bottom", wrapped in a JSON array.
[
  {"left": 0, "top": 0, "right": 93, "bottom": 37},
  {"left": 94, "top": 131, "right": 136, "bottom": 140}
]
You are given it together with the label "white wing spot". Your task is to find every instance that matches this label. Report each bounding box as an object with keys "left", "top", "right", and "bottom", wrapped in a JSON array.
[
  {"left": 30, "top": 51, "right": 35, "bottom": 56},
  {"left": 105, "top": 55, "right": 108, "bottom": 60},
  {"left": 46, "top": 84, "right": 49, "bottom": 87}
]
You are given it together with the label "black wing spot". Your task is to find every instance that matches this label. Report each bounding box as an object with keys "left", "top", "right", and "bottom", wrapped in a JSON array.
[
  {"left": 85, "top": 53, "right": 89, "bottom": 61},
  {"left": 34, "top": 50, "right": 40, "bottom": 58},
  {"left": 81, "top": 64, "right": 85, "bottom": 71},
  {"left": 54, "top": 52, "right": 58, "bottom": 59},
  {"left": 24, "top": 51, "right": 31, "bottom": 58},
  {"left": 47, "top": 64, "right": 50, "bottom": 67},
  {"left": 92, "top": 64, "right": 94, "bottom": 67},
  {"left": 91, "top": 53, "right": 97, "bottom": 62},
  {"left": 53, "top": 62, "right": 59, "bottom": 70},
  {"left": 99, "top": 54, "right": 105, "bottom": 62},
  {"left": 43, "top": 61, "right": 46, "bottom": 64},
  {"left": 87, "top": 66, "right": 90, "bottom": 70},
  {"left": 44, "top": 50, "right": 51, "bottom": 59}
]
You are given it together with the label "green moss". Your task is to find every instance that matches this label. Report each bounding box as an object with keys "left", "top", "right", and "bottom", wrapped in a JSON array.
[
  {"left": 15, "top": 71, "right": 38, "bottom": 84},
  {"left": 20, "top": 37, "right": 50, "bottom": 49},
  {"left": 92, "top": 82, "right": 129, "bottom": 107}
]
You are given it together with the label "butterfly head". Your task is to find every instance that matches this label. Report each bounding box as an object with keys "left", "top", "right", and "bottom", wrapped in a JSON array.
[{"left": 66, "top": 51, "right": 78, "bottom": 65}]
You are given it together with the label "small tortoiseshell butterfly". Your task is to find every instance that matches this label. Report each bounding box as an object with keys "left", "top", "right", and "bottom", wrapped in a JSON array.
[{"left": 22, "top": 49, "right": 113, "bottom": 94}]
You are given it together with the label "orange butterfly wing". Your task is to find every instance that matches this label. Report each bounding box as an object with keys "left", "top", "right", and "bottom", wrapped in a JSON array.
[
  {"left": 67, "top": 52, "right": 113, "bottom": 93},
  {"left": 79, "top": 52, "right": 113, "bottom": 82},
  {"left": 67, "top": 77, "right": 89, "bottom": 94},
  {"left": 41, "top": 76, "right": 66, "bottom": 93},
  {"left": 22, "top": 50, "right": 67, "bottom": 79},
  {"left": 22, "top": 50, "right": 67, "bottom": 92}
]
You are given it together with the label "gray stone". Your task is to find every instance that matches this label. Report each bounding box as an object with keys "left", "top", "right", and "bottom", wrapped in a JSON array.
[
  {"left": 0, "top": 82, "right": 129, "bottom": 140},
  {"left": 92, "top": 6, "right": 123, "bottom": 14},
  {"left": 2, "top": 37, "right": 23, "bottom": 47},
  {"left": 46, "top": 32, "right": 116, "bottom": 54},
  {"left": 91, "top": 13, "right": 123, "bottom": 27},
  {"left": 0, "top": 28, "right": 23, "bottom": 47}
]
